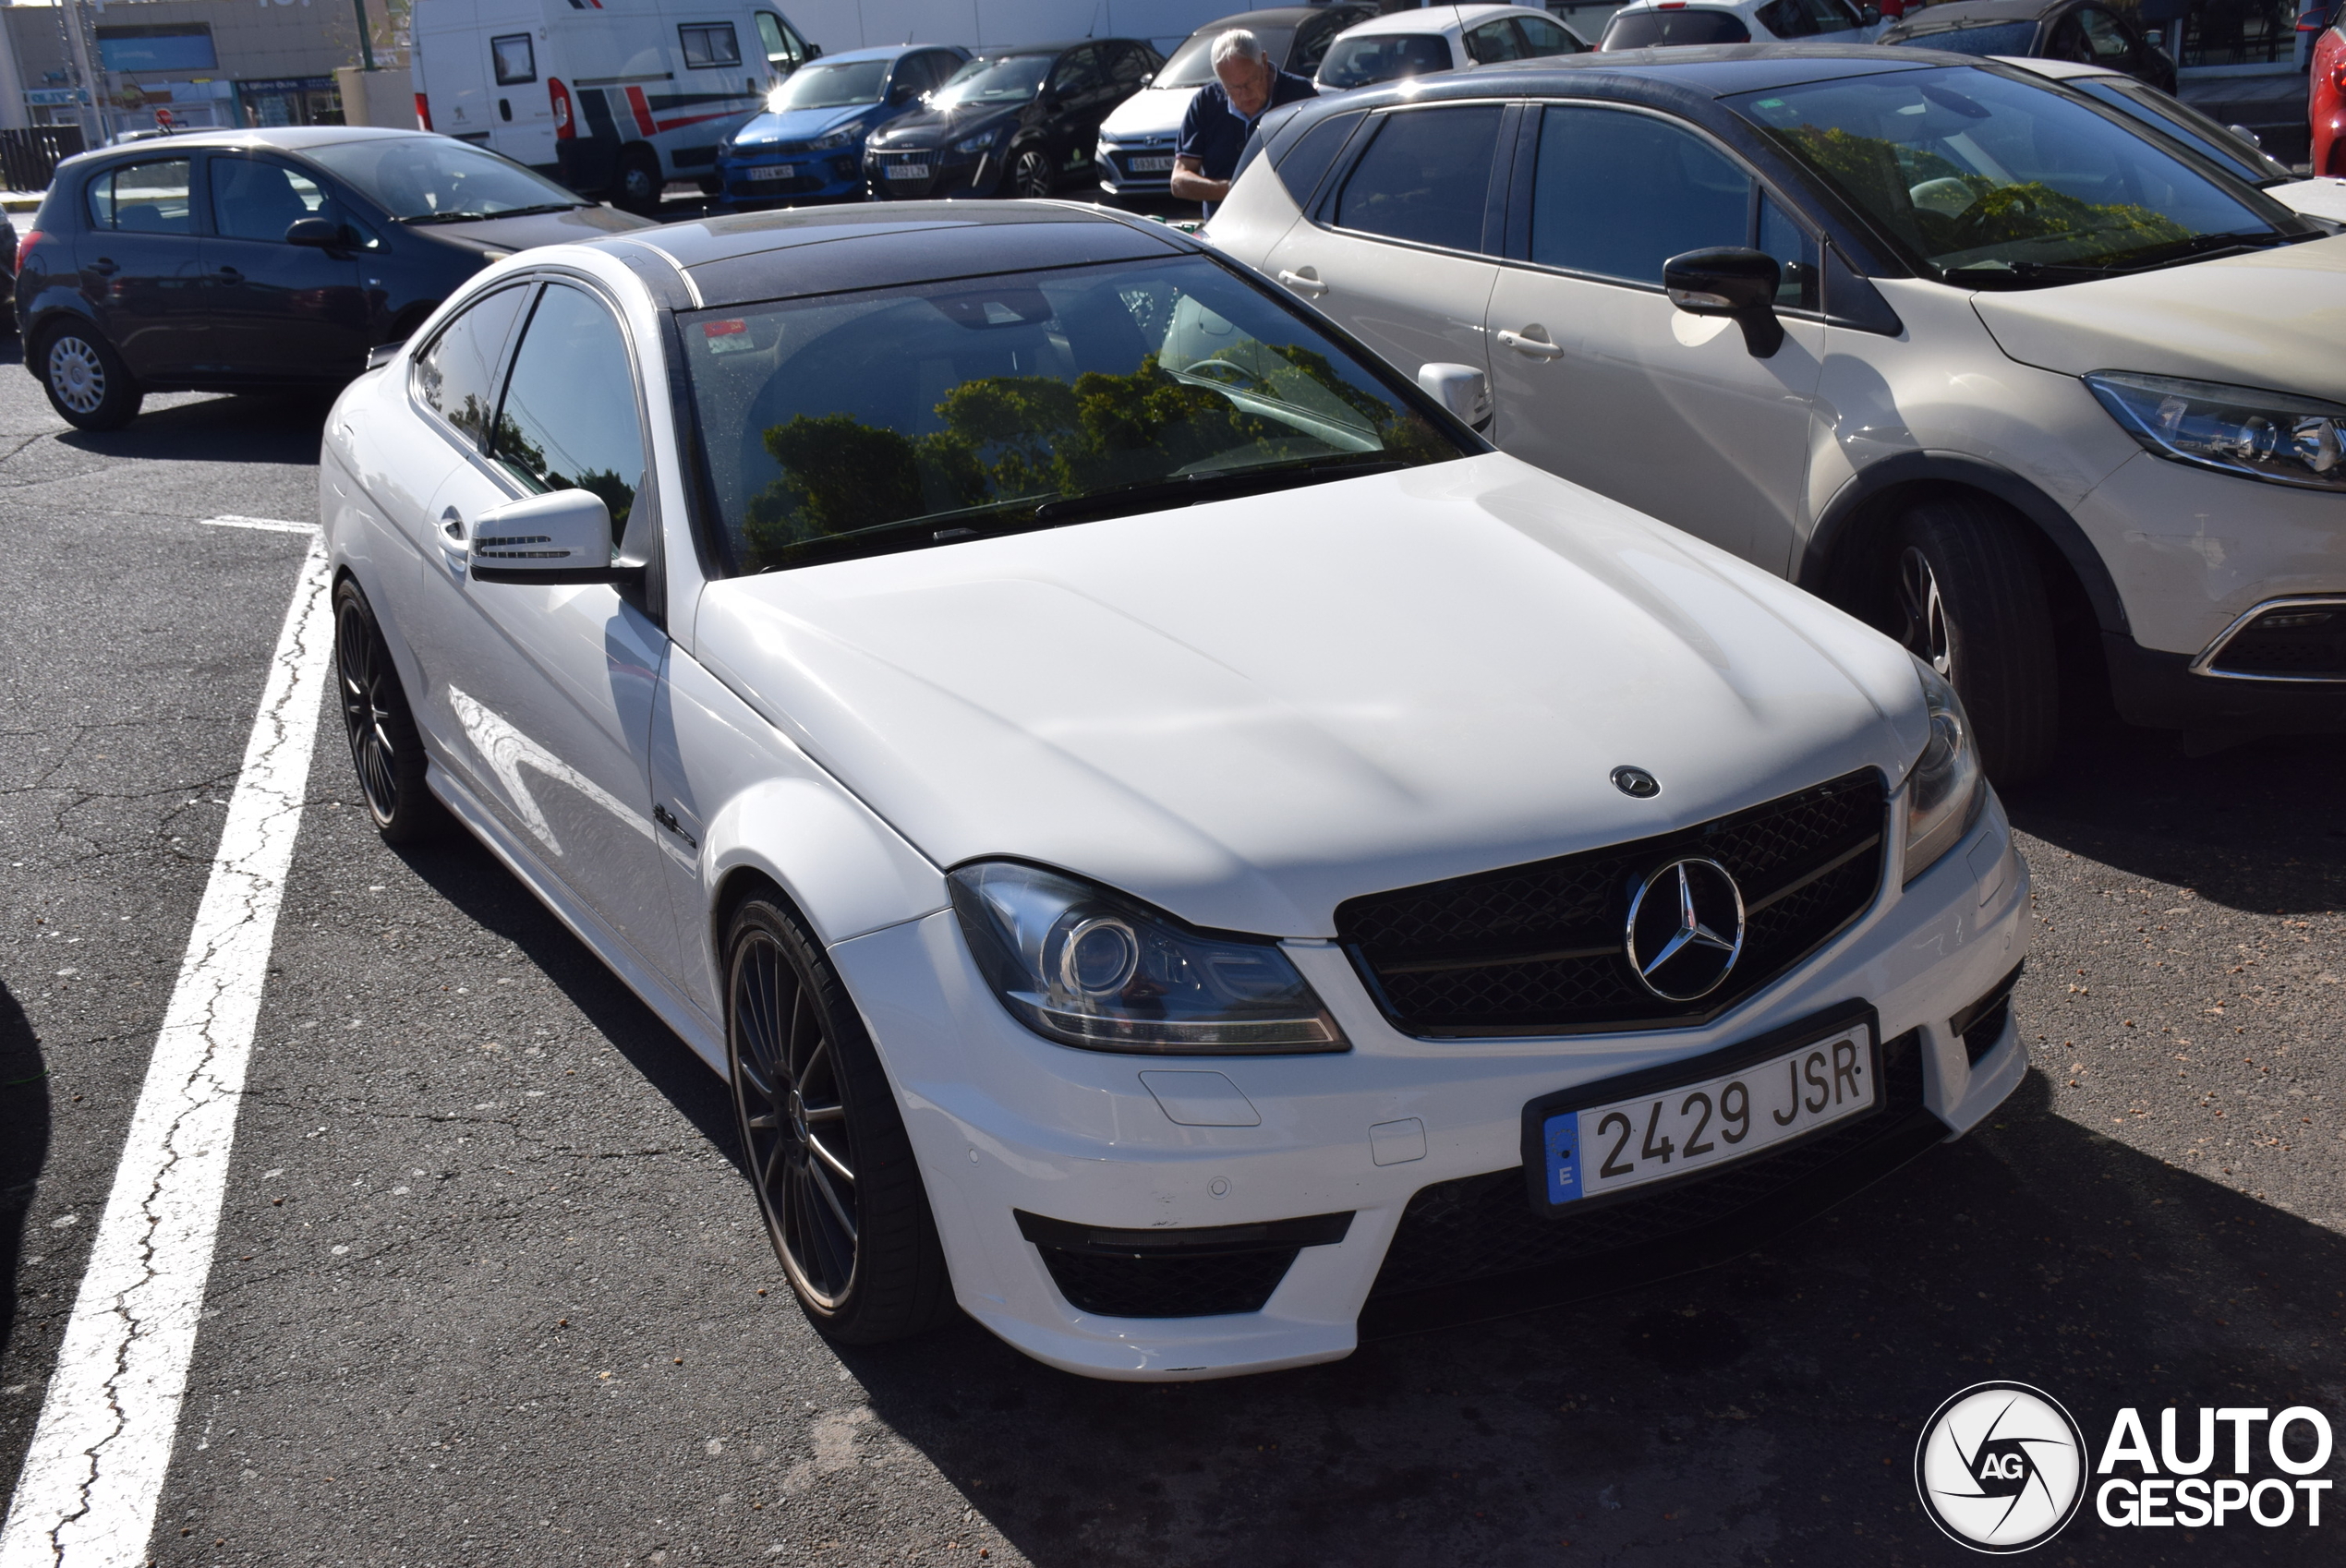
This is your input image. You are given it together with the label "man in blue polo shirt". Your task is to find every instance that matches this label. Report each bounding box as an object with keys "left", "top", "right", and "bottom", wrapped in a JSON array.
[{"left": 1169, "top": 29, "right": 1317, "bottom": 218}]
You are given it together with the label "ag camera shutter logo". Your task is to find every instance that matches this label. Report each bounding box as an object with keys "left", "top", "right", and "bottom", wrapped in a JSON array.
[{"left": 1915, "top": 1381, "right": 2087, "bottom": 1552}]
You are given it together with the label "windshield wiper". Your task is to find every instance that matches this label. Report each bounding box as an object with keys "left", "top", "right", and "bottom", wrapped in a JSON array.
[
  {"left": 1940, "top": 230, "right": 2297, "bottom": 288},
  {"left": 400, "top": 202, "right": 586, "bottom": 225},
  {"left": 1031, "top": 457, "right": 1406, "bottom": 525}
]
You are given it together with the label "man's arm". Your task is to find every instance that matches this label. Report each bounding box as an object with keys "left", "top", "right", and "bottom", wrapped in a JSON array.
[{"left": 1168, "top": 153, "right": 1230, "bottom": 204}]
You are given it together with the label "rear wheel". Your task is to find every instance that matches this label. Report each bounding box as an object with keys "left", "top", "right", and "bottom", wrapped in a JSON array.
[
  {"left": 333, "top": 579, "right": 441, "bottom": 842},
  {"left": 1009, "top": 148, "right": 1054, "bottom": 199},
  {"left": 37, "top": 323, "right": 141, "bottom": 430},
  {"left": 614, "top": 146, "right": 664, "bottom": 215},
  {"left": 726, "top": 893, "right": 953, "bottom": 1344},
  {"left": 1886, "top": 493, "right": 2061, "bottom": 784}
]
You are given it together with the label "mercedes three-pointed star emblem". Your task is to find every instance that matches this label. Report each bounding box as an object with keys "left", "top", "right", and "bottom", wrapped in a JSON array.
[{"left": 1624, "top": 857, "right": 1747, "bottom": 1001}]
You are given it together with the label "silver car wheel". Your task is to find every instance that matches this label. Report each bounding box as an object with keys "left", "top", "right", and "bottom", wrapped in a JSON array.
[
  {"left": 47, "top": 335, "right": 105, "bottom": 416},
  {"left": 1898, "top": 545, "right": 1953, "bottom": 678}
]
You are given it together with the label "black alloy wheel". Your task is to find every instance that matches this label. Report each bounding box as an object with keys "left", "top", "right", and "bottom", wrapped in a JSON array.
[
  {"left": 1886, "top": 494, "right": 2061, "bottom": 784},
  {"left": 332, "top": 579, "right": 440, "bottom": 842},
  {"left": 1010, "top": 148, "right": 1055, "bottom": 199},
  {"left": 615, "top": 146, "right": 664, "bottom": 215},
  {"left": 725, "top": 895, "right": 953, "bottom": 1343},
  {"left": 37, "top": 323, "right": 142, "bottom": 431}
]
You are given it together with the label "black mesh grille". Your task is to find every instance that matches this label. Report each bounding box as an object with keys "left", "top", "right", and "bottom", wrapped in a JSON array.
[
  {"left": 1338, "top": 771, "right": 1887, "bottom": 1036},
  {"left": 1368, "top": 1029, "right": 1929, "bottom": 1302},
  {"left": 2209, "top": 609, "right": 2346, "bottom": 679},
  {"left": 1036, "top": 1247, "right": 1300, "bottom": 1318}
]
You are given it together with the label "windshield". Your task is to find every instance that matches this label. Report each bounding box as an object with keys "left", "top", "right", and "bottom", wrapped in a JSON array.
[
  {"left": 1888, "top": 20, "right": 2039, "bottom": 53},
  {"left": 933, "top": 54, "right": 1051, "bottom": 109},
  {"left": 1602, "top": 10, "right": 1752, "bottom": 46},
  {"left": 1161, "top": 26, "right": 1299, "bottom": 87},
  {"left": 306, "top": 136, "right": 581, "bottom": 221},
  {"left": 1728, "top": 67, "right": 2282, "bottom": 284},
  {"left": 1318, "top": 33, "right": 1449, "bottom": 89},
  {"left": 770, "top": 58, "right": 889, "bottom": 110},
  {"left": 681, "top": 254, "right": 1466, "bottom": 574},
  {"left": 2074, "top": 77, "right": 2293, "bottom": 184}
]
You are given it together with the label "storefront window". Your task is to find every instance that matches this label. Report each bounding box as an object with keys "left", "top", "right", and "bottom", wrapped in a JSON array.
[{"left": 235, "top": 78, "right": 344, "bottom": 129}]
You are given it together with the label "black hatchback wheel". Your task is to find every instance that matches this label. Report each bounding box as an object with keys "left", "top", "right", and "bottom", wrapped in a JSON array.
[
  {"left": 1010, "top": 148, "right": 1054, "bottom": 199},
  {"left": 333, "top": 579, "right": 440, "bottom": 842},
  {"left": 37, "top": 323, "right": 142, "bottom": 431},
  {"left": 726, "top": 894, "right": 953, "bottom": 1343}
]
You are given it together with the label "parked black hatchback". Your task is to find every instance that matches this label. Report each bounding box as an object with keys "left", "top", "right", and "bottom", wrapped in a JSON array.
[
  {"left": 15, "top": 127, "right": 650, "bottom": 430},
  {"left": 863, "top": 39, "right": 1162, "bottom": 199}
]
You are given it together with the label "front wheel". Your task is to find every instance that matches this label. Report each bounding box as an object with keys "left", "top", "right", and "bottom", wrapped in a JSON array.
[
  {"left": 333, "top": 579, "right": 441, "bottom": 842},
  {"left": 1886, "top": 494, "right": 2061, "bottom": 784},
  {"left": 726, "top": 893, "right": 953, "bottom": 1344},
  {"left": 37, "top": 323, "right": 141, "bottom": 430},
  {"left": 614, "top": 146, "right": 664, "bottom": 215},
  {"left": 1009, "top": 148, "right": 1054, "bottom": 199}
]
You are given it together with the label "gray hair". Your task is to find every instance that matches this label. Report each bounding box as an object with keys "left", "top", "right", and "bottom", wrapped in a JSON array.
[{"left": 1210, "top": 28, "right": 1267, "bottom": 67}]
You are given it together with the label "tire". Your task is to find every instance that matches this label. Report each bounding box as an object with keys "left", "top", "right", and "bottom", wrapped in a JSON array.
[
  {"left": 1009, "top": 148, "right": 1054, "bottom": 199},
  {"left": 1886, "top": 493, "right": 2061, "bottom": 784},
  {"left": 332, "top": 578, "right": 442, "bottom": 843},
  {"left": 37, "top": 322, "right": 141, "bottom": 430},
  {"left": 726, "top": 892, "right": 954, "bottom": 1345},
  {"left": 614, "top": 146, "right": 664, "bottom": 215}
]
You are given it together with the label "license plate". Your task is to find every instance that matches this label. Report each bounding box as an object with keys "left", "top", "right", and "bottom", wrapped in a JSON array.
[
  {"left": 1126, "top": 154, "right": 1173, "bottom": 172},
  {"left": 745, "top": 163, "right": 796, "bottom": 181},
  {"left": 887, "top": 162, "right": 929, "bottom": 179},
  {"left": 1525, "top": 1011, "right": 1878, "bottom": 1211}
]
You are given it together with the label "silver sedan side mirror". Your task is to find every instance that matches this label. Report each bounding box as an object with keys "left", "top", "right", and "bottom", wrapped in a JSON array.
[
  {"left": 468, "top": 488, "right": 622, "bottom": 585},
  {"left": 1417, "top": 362, "right": 1491, "bottom": 430}
]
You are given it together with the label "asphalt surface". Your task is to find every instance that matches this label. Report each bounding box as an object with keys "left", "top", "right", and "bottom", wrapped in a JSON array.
[{"left": 0, "top": 349, "right": 2340, "bottom": 1568}]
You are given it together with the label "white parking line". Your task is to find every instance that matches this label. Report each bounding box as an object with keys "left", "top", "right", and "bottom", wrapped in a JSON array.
[
  {"left": 0, "top": 534, "right": 334, "bottom": 1568},
  {"left": 199, "top": 515, "right": 316, "bottom": 535}
]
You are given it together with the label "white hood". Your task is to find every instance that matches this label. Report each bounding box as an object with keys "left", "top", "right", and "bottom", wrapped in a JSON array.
[
  {"left": 693, "top": 456, "right": 1929, "bottom": 936},
  {"left": 1099, "top": 84, "right": 1196, "bottom": 142}
]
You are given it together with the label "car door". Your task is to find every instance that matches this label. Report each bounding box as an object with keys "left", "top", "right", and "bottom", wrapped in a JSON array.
[
  {"left": 409, "top": 278, "right": 681, "bottom": 974},
  {"left": 1259, "top": 103, "right": 1509, "bottom": 385},
  {"left": 78, "top": 156, "right": 205, "bottom": 380},
  {"left": 1042, "top": 46, "right": 1110, "bottom": 180},
  {"left": 1483, "top": 103, "right": 1823, "bottom": 571},
  {"left": 200, "top": 152, "right": 367, "bottom": 380}
]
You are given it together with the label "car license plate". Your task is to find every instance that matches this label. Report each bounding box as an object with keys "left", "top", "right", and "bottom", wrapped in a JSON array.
[
  {"left": 888, "top": 162, "right": 929, "bottom": 179},
  {"left": 1126, "top": 154, "right": 1173, "bottom": 172},
  {"left": 1525, "top": 1012, "right": 1877, "bottom": 1211},
  {"left": 746, "top": 163, "right": 796, "bottom": 181}
]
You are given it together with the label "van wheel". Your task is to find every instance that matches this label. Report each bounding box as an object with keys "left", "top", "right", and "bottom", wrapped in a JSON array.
[
  {"left": 614, "top": 146, "right": 664, "bottom": 215},
  {"left": 1887, "top": 494, "right": 2061, "bottom": 785},
  {"left": 1009, "top": 149, "right": 1054, "bottom": 199},
  {"left": 37, "top": 323, "right": 142, "bottom": 430}
]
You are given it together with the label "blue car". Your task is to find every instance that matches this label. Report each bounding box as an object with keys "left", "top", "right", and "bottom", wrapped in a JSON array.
[{"left": 715, "top": 43, "right": 970, "bottom": 209}]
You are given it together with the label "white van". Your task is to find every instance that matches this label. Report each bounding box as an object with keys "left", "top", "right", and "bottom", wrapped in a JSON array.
[{"left": 413, "top": 0, "right": 821, "bottom": 212}]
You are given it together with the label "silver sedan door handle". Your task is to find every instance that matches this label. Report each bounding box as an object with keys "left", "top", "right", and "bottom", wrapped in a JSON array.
[
  {"left": 1276, "top": 267, "right": 1329, "bottom": 297},
  {"left": 1497, "top": 327, "right": 1565, "bottom": 359}
]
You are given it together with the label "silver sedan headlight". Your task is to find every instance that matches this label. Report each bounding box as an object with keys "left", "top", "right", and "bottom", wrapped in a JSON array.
[
  {"left": 1902, "top": 656, "right": 1986, "bottom": 885},
  {"left": 2086, "top": 371, "right": 2346, "bottom": 492},
  {"left": 949, "top": 861, "right": 1348, "bottom": 1054}
]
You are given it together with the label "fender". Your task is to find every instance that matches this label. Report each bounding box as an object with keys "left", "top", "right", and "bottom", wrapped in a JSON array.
[{"left": 1798, "top": 450, "right": 2131, "bottom": 636}]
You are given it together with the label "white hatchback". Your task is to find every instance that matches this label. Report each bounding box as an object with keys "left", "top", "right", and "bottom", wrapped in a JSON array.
[
  {"left": 321, "top": 200, "right": 2026, "bottom": 1381},
  {"left": 1315, "top": 4, "right": 1588, "bottom": 94},
  {"left": 1600, "top": 0, "right": 1891, "bottom": 48}
]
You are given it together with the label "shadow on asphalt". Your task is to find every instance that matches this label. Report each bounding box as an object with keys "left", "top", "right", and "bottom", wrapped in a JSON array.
[
  {"left": 0, "top": 980, "right": 45, "bottom": 1353},
  {"left": 2003, "top": 724, "right": 2346, "bottom": 917},
  {"left": 53, "top": 389, "right": 332, "bottom": 467}
]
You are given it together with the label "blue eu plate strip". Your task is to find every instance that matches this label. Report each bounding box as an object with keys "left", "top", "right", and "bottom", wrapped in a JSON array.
[{"left": 1544, "top": 1113, "right": 1580, "bottom": 1205}]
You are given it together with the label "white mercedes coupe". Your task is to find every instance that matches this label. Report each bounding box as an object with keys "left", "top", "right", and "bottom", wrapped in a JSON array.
[{"left": 320, "top": 201, "right": 2028, "bottom": 1381}]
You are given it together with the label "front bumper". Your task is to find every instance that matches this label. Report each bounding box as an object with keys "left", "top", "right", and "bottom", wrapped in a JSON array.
[
  {"left": 714, "top": 150, "right": 865, "bottom": 208},
  {"left": 865, "top": 147, "right": 993, "bottom": 199},
  {"left": 1096, "top": 142, "right": 1178, "bottom": 197},
  {"left": 829, "top": 794, "right": 2032, "bottom": 1381}
]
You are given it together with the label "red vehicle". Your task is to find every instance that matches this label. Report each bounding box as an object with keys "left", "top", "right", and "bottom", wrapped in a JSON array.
[{"left": 2314, "top": 2, "right": 2346, "bottom": 174}]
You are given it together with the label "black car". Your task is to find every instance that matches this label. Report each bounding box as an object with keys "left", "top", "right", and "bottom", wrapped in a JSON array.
[
  {"left": 1878, "top": 0, "right": 2177, "bottom": 92},
  {"left": 15, "top": 127, "right": 651, "bottom": 431},
  {"left": 863, "top": 39, "right": 1164, "bottom": 199}
]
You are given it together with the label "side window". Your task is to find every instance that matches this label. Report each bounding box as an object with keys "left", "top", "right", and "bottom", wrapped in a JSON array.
[
  {"left": 1530, "top": 106, "right": 1749, "bottom": 285},
  {"left": 1517, "top": 17, "right": 1585, "bottom": 55},
  {"left": 1758, "top": 196, "right": 1820, "bottom": 312},
  {"left": 1276, "top": 110, "right": 1364, "bottom": 206},
  {"left": 681, "top": 22, "right": 744, "bottom": 69},
  {"left": 2046, "top": 13, "right": 2096, "bottom": 63},
  {"left": 412, "top": 285, "right": 531, "bottom": 448},
  {"left": 1292, "top": 18, "right": 1342, "bottom": 75},
  {"left": 1757, "top": 0, "right": 1860, "bottom": 36},
  {"left": 490, "top": 284, "right": 647, "bottom": 549},
  {"left": 211, "top": 157, "right": 335, "bottom": 242},
  {"left": 756, "top": 12, "right": 800, "bottom": 69},
  {"left": 1333, "top": 105, "right": 1505, "bottom": 253},
  {"left": 88, "top": 159, "right": 194, "bottom": 234},
  {"left": 2076, "top": 8, "right": 2138, "bottom": 64},
  {"left": 1466, "top": 21, "right": 1530, "bottom": 63},
  {"left": 1106, "top": 42, "right": 1152, "bottom": 87},
  {"left": 1049, "top": 47, "right": 1103, "bottom": 97},
  {"left": 492, "top": 33, "right": 536, "bottom": 85}
]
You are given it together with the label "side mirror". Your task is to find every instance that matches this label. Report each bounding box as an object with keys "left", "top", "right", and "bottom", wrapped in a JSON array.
[
  {"left": 468, "top": 488, "right": 629, "bottom": 585},
  {"left": 805, "top": 43, "right": 822, "bottom": 60},
  {"left": 1139, "top": 71, "right": 1155, "bottom": 87},
  {"left": 1858, "top": 5, "right": 1882, "bottom": 23},
  {"left": 1417, "top": 362, "right": 1492, "bottom": 430},
  {"left": 1663, "top": 247, "right": 1784, "bottom": 358},
  {"left": 285, "top": 216, "right": 345, "bottom": 248},
  {"left": 2226, "top": 121, "right": 2265, "bottom": 150}
]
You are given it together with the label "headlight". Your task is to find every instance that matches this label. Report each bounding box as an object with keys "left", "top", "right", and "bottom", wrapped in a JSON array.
[
  {"left": 952, "top": 128, "right": 1000, "bottom": 155},
  {"left": 810, "top": 126, "right": 857, "bottom": 151},
  {"left": 2086, "top": 371, "right": 2346, "bottom": 492},
  {"left": 948, "top": 862, "right": 1348, "bottom": 1054},
  {"left": 1901, "top": 656, "right": 1986, "bottom": 885}
]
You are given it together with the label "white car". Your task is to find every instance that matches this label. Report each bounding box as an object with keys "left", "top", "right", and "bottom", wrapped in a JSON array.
[
  {"left": 1096, "top": 4, "right": 1378, "bottom": 202},
  {"left": 1999, "top": 53, "right": 2346, "bottom": 224},
  {"left": 1599, "top": 0, "right": 1889, "bottom": 48},
  {"left": 1316, "top": 4, "right": 1587, "bottom": 94},
  {"left": 1211, "top": 49, "right": 2346, "bottom": 784},
  {"left": 322, "top": 201, "right": 2027, "bottom": 1381}
]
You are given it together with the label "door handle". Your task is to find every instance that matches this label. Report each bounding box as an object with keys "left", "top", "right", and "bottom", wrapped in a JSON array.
[
  {"left": 1497, "top": 327, "right": 1565, "bottom": 359},
  {"left": 89, "top": 259, "right": 117, "bottom": 277},
  {"left": 214, "top": 266, "right": 242, "bottom": 283},
  {"left": 1276, "top": 268, "right": 1328, "bottom": 297}
]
